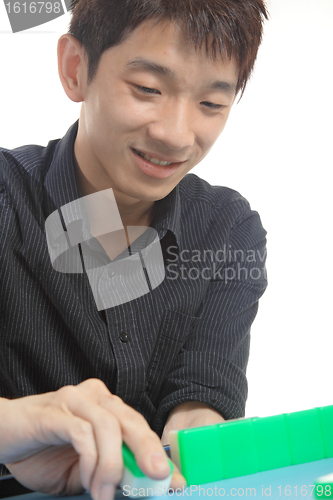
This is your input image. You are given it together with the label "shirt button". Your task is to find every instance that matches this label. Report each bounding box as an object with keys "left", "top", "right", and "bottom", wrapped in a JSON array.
[
  {"left": 108, "top": 268, "right": 115, "bottom": 278},
  {"left": 119, "top": 332, "right": 129, "bottom": 343}
]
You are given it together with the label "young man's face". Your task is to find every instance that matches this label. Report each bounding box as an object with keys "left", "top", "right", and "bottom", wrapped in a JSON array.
[{"left": 76, "top": 20, "right": 238, "bottom": 203}]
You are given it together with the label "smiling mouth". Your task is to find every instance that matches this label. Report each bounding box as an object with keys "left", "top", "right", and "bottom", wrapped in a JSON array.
[{"left": 132, "top": 148, "right": 178, "bottom": 166}]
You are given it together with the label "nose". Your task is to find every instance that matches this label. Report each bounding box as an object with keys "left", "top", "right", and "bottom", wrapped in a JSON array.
[{"left": 147, "top": 99, "right": 195, "bottom": 152}]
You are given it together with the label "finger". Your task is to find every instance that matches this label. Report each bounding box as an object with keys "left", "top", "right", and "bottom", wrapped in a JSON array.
[
  {"left": 62, "top": 458, "right": 85, "bottom": 496},
  {"left": 78, "top": 380, "right": 172, "bottom": 482},
  {"left": 38, "top": 408, "right": 98, "bottom": 492},
  {"left": 76, "top": 380, "right": 173, "bottom": 485},
  {"left": 99, "top": 394, "right": 171, "bottom": 481},
  {"left": 169, "top": 462, "right": 187, "bottom": 491},
  {"left": 62, "top": 386, "right": 123, "bottom": 500},
  {"left": 76, "top": 378, "right": 112, "bottom": 401}
]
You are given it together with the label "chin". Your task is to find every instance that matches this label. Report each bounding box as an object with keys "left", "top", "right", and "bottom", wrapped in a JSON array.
[
  {"left": 129, "top": 184, "right": 173, "bottom": 202},
  {"left": 144, "top": 188, "right": 173, "bottom": 202}
]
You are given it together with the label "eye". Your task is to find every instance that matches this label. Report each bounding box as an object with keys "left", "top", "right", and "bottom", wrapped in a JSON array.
[
  {"left": 201, "top": 101, "right": 224, "bottom": 110},
  {"left": 135, "top": 85, "right": 160, "bottom": 95}
]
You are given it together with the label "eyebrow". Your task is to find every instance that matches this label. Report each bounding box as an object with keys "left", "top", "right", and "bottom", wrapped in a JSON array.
[
  {"left": 206, "top": 80, "right": 237, "bottom": 97},
  {"left": 126, "top": 57, "right": 237, "bottom": 96},
  {"left": 126, "top": 57, "right": 175, "bottom": 78}
]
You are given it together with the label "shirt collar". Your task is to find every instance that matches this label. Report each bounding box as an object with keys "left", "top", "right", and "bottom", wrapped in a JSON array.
[
  {"left": 44, "top": 120, "right": 182, "bottom": 249},
  {"left": 150, "top": 183, "right": 182, "bottom": 249},
  {"left": 44, "top": 120, "right": 81, "bottom": 209}
]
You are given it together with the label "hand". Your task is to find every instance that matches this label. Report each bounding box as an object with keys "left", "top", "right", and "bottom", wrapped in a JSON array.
[
  {"left": 161, "top": 401, "right": 224, "bottom": 445},
  {"left": 0, "top": 379, "right": 185, "bottom": 499}
]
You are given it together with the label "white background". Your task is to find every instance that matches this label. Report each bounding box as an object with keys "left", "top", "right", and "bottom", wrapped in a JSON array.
[{"left": 0, "top": 0, "right": 332, "bottom": 419}]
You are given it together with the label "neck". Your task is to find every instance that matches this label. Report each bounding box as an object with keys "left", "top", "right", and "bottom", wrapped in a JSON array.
[
  {"left": 74, "top": 148, "right": 156, "bottom": 228},
  {"left": 115, "top": 198, "right": 157, "bottom": 228}
]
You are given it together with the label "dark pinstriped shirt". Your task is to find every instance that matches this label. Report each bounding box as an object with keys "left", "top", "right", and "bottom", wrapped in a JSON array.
[{"left": 0, "top": 120, "right": 267, "bottom": 436}]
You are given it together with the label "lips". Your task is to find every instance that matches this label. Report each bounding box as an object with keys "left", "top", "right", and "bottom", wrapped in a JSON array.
[
  {"left": 131, "top": 148, "right": 184, "bottom": 179},
  {"left": 133, "top": 149, "right": 174, "bottom": 166},
  {"left": 132, "top": 148, "right": 186, "bottom": 165}
]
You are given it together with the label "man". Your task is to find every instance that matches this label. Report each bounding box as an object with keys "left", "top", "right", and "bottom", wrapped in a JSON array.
[{"left": 0, "top": 0, "right": 268, "bottom": 496}]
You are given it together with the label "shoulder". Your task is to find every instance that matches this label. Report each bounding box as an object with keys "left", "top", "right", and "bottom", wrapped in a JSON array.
[
  {"left": 0, "top": 139, "right": 59, "bottom": 185},
  {"left": 178, "top": 172, "right": 247, "bottom": 208},
  {"left": 0, "top": 140, "right": 59, "bottom": 243},
  {"left": 0, "top": 139, "right": 59, "bottom": 210},
  {"left": 178, "top": 173, "right": 262, "bottom": 231},
  {"left": 177, "top": 174, "right": 267, "bottom": 254}
]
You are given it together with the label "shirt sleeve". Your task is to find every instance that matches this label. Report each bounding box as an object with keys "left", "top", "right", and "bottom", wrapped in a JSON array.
[
  {"left": 0, "top": 162, "right": 19, "bottom": 400},
  {"left": 152, "top": 200, "right": 267, "bottom": 435}
]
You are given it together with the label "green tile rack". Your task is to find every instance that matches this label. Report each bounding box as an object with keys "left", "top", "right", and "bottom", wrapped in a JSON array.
[{"left": 169, "top": 405, "right": 333, "bottom": 486}]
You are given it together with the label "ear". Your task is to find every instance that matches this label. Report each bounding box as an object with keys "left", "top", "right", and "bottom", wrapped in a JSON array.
[{"left": 57, "top": 34, "right": 87, "bottom": 103}]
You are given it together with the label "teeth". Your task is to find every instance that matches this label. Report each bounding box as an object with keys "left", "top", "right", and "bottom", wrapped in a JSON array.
[{"left": 136, "top": 150, "right": 173, "bottom": 166}]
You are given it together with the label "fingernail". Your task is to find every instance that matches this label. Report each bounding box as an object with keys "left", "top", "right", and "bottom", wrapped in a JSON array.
[
  {"left": 150, "top": 452, "right": 170, "bottom": 473},
  {"left": 98, "top": 484, "right": 115, "bottom": 500}
]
